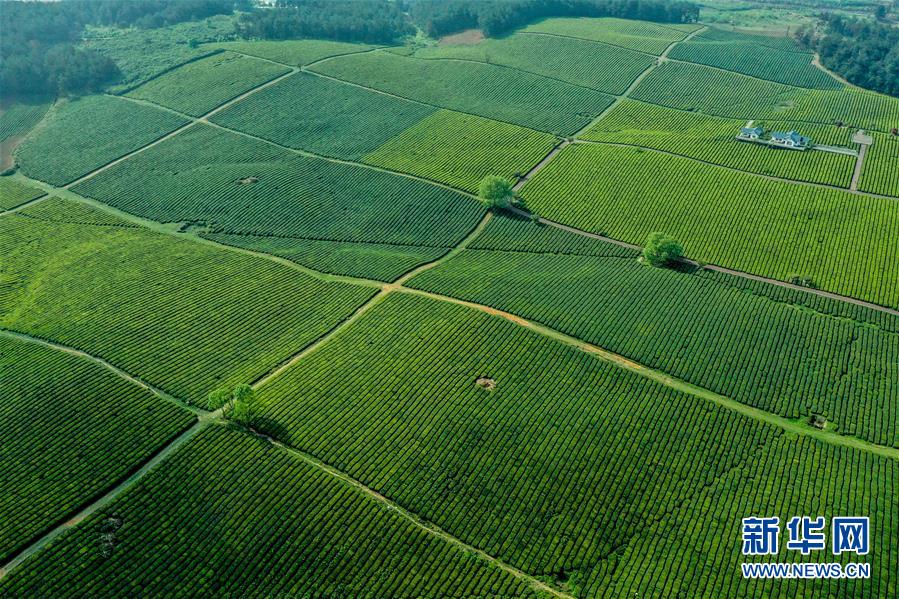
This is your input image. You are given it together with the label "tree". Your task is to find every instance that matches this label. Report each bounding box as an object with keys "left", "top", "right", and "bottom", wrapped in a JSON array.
[
  {"left": 478, "top": 175, "right": 514, "bottom": 210},
  {"left": 230, "top": 383, "right": 260, "bottom": 425},
  {"left": 206, "top": 387, "right": 232, "bottom": 411},
  {"left": 642, "top": 232, "right": 684, "bottom": 267},
  {"left": 205, "top": 383, "right": 260, "bottom": 425}
]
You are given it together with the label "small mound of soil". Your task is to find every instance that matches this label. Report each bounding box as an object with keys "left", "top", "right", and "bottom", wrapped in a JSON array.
[
  {"left": 237, "top": 176, "right": 259, "bottom": 185},
  {"left": 475, "top": 377, "right": 496, "bottom": 391}
]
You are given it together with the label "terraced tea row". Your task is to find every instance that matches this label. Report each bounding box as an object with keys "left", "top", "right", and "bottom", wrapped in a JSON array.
[
  {"left": 410, "top": 216, "right": 899, "bottom": 447},
  {"left": 0, "top": 334, "right": 195, "bottom": 564},
  {"left": 125, "top": 51, "right": 290, "bottom": 117},
  {"left": 393, "top": 33, "right": 654, "bottom": 95},
  {"left": 0, "top": 425, "right": 534, "bottom": 597},
  {"left": 362, "top": 110, "right": 558, "bottom": 193},
  {"left": 859, "top": 133, "right": 899, "bottom": 198},
  {"left": 210, "top": 72, "right": 438, "bottom": 160},
  {"left": 71, "top": 124, "right": 484, "bottom": 280},
  {"left": 0, "top": 198, "right": 375, "bottom": 403},
  {"left": 14, "top": 95, "right": 187, "bottom": 186},
  {"left": 522, "top": 17, "right": 699, "bottom": 54},
  {"left": 309, "top": 50, "right": 616, "bottom": 135},
  {"left": 255, "top": 292, "right": 785, "bottom": 592},
  {"left": 667, "top": 29, "right": 841, "bottom": 89},
  {"left": 632, "top": 61, "right": 899, "bottom": 133},
  {"left": 0, "top": 178, "right": 44, "bottom": 210},
  {"left": 598, "top": 435, "right": 898, "bottom": 598},
  {"left": 520, "top": 143, "right": 899, "bottom": 309},
  {"left": 582, "top": 99, "right": 856, "bottom": 187}
]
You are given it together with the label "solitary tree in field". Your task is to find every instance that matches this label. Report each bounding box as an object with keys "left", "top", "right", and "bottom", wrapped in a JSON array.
[
  {"left": 205, "top": 383, "right": 260, "bottom": 426},
  {"left": 230, "top": 383, "right": 260, "bottom": 425},
  {"left": 478, "top": 175, "right": 514, "bottom": 210},
  {"left": 642, "top": 232, "right": 684, "bottom": 267}
]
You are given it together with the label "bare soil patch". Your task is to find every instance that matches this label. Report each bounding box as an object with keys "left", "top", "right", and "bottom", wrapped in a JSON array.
[
  {"left": 0, "top": 134, "right": 24, "bottom": 172},
  {"left": 439, "top": 29, "right": 484, "bottom": 46},
  {"left": 475, "top": 376, "right": 496, "bottom": 391},
  {"left": 237, "top": 176, "right": 259, "bottom": 185}
]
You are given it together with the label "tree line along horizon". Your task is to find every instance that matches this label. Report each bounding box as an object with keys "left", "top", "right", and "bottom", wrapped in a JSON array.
[{"left": 4, "top": 0, "right": 894, "bottom": 105}]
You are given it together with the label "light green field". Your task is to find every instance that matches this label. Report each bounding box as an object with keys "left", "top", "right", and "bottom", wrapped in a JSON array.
[
  {"left": 363, "top": 109, "right": 558, "bottom": 193},
  {"left": 0, "top": 334, "right": 195, "bottom": 563},
  {"left": 0, "top": 425, "right": 533, "bottom": 597},
  {"left": 0, "top": 178, "right": 44, "bottom": 210},
  {"left": 397, "top": 33, "right": 654, "bottom": 94},
  {"left": 583, "top": 99, "right": 856, "bottom": 187},
  {"left": 632, "top": 60, "right": 899, "bottom": 133},
  {"left": 522, "top": 16, "right": 700, "bottom": 54},
  {"left": 0, "top": 197, "right": 375, "bottom": 403},
  {"left": 126, "top": 51, "right": 290, "bottom": 116},
  {"left": 859, "top": 133, "right": 899, "bottom": 198},
  {"left": 210, "top": 72, "right": 437, "bottom": 159},
  {"left": 521, "top": 143, "right": 899, "bottom": 308},
  {"left": 310, "top": 50, "right": 616, "bottom": 135},
  {"left": 14, "top": 95, "right": 187, "bottom": 186}
]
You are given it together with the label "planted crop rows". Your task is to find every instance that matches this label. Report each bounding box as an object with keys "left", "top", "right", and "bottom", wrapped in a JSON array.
[
  {"left": 363, "top": 110, "right": 558, "bottom": 193},
  {"left": 126, "top": 52, "right": 290, "bottom": 117},
  {"left": 204, "top": 234, "right": 448, "bottom": 282},
  {"left": 583, "top": 99, "right": 856, "bottom": 187},
  {"left": 310, "top": 50, "right": 616, "bottom": 135},
  {"left": 211, "top": 72, "right": 437, "bottom": 160},
  {"left": 14, "top": 95, "right": 187, "bottom": 186},
  {"left": 71, "top": 125, "right": 484, "bottom": 279},
  {"left": 521, "top": 17, "right": 699, "bottom": 54},
  {"left": 668, "top": 32, "right": 841, "bottom": 89},
  {"left": 409, "top": 216, "right": 899, "bottom": 447},
  {"left": 0, "top": 101, "right": 50, "bottom": 143},
  {"left": 599, "top": 435, "right": 898, "bottom": 598},
  {"left": 521, "top": 143, "right": 899, "bottom": 308},
  {"left": 255, "top": 292, "right": 789, "bottom": 592},
  {"left": 402, "top": 33, "right": 654, "bottom": 95},
  {"left": 0, "top": 178, "right": 44, "bottom": 210},
  {"left": 632, "top": 61, "right": 899, "bottom": 133},
  {"left": 0, "top": 198, "right": 375, "bottom": 403},
  {"left": 0, "top": 335, "right": 195, "bottom": 563},
  {"left": 859, "top": 133, "right": 899, "bottom": 198},
  {"left": 0, "top": 425, "right": 533, "bottom": 598}
]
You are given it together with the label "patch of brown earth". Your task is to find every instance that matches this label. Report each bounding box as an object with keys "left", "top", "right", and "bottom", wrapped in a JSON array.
[
  {"left": 0, "top": 134, "right": 24, "bottom": 172},
  {"left": 439, "top": 29, "right": 485, "bottom": 46}
]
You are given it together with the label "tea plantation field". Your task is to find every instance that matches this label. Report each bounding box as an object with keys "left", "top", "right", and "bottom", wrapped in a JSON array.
[{"left": 3, "top": 11, "right": 897, "bottom": 599}]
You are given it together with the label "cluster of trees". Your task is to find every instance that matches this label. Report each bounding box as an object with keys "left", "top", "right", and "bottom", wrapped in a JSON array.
[
  {"left": 237, "top": 0, "right": 414, "bottom": 44},
  {"left": 410, "top": 0, "right": 700, "bottom": 38},
  {"left": 0, "top": 0, "right": 241, "bottom": 100},
  {"left": 796, "top": 14, "right": 899, "bottom": 97},
  {"left": 207, "top": 384, "right": 261, "bottom": 425}
]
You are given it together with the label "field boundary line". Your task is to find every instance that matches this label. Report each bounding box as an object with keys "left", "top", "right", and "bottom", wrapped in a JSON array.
[
  {"left": 60, "top": 67, "right": 300, "bottom": 191},
  {"left": 571, "top": 26, "right": 707, "bottom": 139},
  {"left": 0, "top": 328, "right": 201, "bottom": 413},
  {"left": 570, "top": 139, "right": 889, "bottom": 198},
  {"left": 518, "top": 30, "right": 661, "bottom": 57},
  {"left": 0, "top": 192, "right": 50, "bottom": 217},
  {"left": 250, "top": 426, "right": 574, "bottom": 599},
  {"left": 0, "top": 418, "right": 209, "bottom": 580},
  {"left": 504, "top": 206, "right": 899, "bottom": 316},
  {"left": 8, "top": 178, "right": 384, "bottom": 289},
  {"left": 398, "top": 287, "right": 899, "bottom": 460}
]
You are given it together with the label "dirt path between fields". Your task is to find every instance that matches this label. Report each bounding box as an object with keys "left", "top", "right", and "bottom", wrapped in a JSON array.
[{"left": 850, "top": 136, "right": 870, "bottom": 192}]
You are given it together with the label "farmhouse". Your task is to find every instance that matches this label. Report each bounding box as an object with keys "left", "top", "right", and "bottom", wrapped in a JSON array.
[
  {"left": 770, "top": 130, "right": 811, "bottom": 149},
  {"left": 739, "top": 126, "right": 764, "bottom": 140}
]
